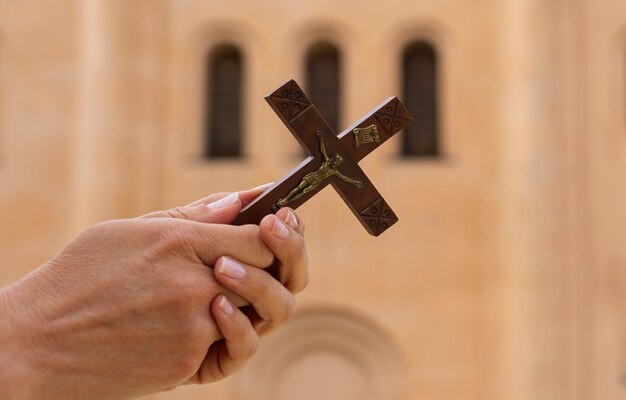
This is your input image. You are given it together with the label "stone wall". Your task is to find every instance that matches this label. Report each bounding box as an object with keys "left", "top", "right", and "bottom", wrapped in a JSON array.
[{"left": 0, "top": 1, "right": 624, "bottom": 399}]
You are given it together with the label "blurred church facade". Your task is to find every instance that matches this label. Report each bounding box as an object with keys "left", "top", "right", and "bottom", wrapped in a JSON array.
[{"left": 1, "top": 1, "right": 625, "bottom": 399}]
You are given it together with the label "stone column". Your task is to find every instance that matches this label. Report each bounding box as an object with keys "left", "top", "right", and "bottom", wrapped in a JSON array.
[
  {"left": 73, "top": 0, "right": 167, "bottom": 230},
  {"left": 496, "top": 0, "right": 582, "bottom": 399}
]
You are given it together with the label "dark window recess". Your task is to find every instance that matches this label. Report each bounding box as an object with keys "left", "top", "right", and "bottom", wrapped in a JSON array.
[
  {"left": 204, "top": 45, "right": 243, "bottom": 158},
  {"left": 306, "top": 42, "right": 341, "bottom": 132},
  {"left": 402, "top": 41, "right": 440, "bottom": 157}
]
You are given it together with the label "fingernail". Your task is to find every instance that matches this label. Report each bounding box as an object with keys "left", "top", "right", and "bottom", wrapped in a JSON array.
[
  {"left": 218, "top": 295, "right": 235, "bottom": 315},
  {"left": 218, "top": 257, "right": 246, "bottom": 279},
  {"left": 250, "top": 182, "right": 274, "bottom": 192},
  {"left": 272, "top": 215, "right": 290, "bottom": 239},
  {"left": 207, "top": 192, "right": 239, "bottom": 209},
  {"left": 284, "top": 210, "right": 298, "bottom": 230}
]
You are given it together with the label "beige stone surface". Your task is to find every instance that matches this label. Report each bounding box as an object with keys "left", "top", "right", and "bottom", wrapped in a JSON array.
[{"left": 0, "top": 0, "right": 624, "bottom": 399}]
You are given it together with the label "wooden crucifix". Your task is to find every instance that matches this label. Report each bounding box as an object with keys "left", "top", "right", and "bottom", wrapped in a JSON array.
[{"left": 232, "top": 79, "right": 413, "bottom": 236}]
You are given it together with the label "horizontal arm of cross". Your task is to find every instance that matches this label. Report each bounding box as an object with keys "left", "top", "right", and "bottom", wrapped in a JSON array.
[
  {"left": 338, "top": 96, "right": 414, "bottom": 162},
  {"left": 232, "top": 79, "right": 413, "bottom": 236}
]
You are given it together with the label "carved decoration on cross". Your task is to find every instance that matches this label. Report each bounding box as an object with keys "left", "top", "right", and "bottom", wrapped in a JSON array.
[{"left": 233, "top": 80, "right": 413, "bottom": 236}]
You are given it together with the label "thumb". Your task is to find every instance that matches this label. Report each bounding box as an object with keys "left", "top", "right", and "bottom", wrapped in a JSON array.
[
  {"left": 139, "top": 182, "right": 273, "bottom": 224},
  {"left": 142, "top": 192, "right": 242, "bottom": 224}
]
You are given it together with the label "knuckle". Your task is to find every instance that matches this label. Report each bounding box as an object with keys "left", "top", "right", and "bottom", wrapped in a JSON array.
[
  {"left": 178, "top": 315, "right": 205, "bottom": 339},
  {"left": 166, "top": 276, "right": 204, "bottom": 308},
  {"left": 172, "top": 354, "right": 200, "bottom": 379},
  {"left": 298, "top": 219, "right": 306, "bottom": 235},
  {"left": 170, "top": 276, "right": 193, "bottom": 297},
  {"left": 80, "top": 220, "right": 109, "bottom": 236},
  {"left": 156, "top": 222, "right": 193, "bottom": 252},
  {"left": 288, "top": 234, "right": 308, "bottom": 264},
  {"left": 294, "top": 270, "right": 310, "bottom": 294},
  {"left": 283, "top": 237, "right": 309, "bottom": 294},
  {"left": 256, "top": 273, "right": 273, "bottom": 296},
  {"left": 277, "top": 294, "right": 297, "bottom": 323},
  {"left": 78, "top": 219, "right": 125, "bottom": 243},
  {"left": 241, "top": 225, "right": 273, "bottom": 267},
  {"left": 165, "top": 207, "right": 187, "bottom": 220}
]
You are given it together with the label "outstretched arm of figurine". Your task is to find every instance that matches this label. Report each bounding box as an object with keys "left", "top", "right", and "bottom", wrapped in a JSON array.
[
  {"left": 334, "top": 171, "right": 364, "bottom": 189},
  {"left": 316, "top": 131, "right": 329, "bottom": 161}
]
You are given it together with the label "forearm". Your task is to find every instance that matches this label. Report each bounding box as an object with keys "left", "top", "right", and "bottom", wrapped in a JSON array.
[
  {"left": 0, "top": 285, "right": 40, "bottom": 400},
  {"left": 337, "top": 174, "right": 355, "bottom": 185},
  {"left": 319, "top": 138, "right": 328, "bottom": 159}
]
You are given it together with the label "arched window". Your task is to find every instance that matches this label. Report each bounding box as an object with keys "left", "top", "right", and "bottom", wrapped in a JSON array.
[
  {"left": 402, "top": 41, "right": 439, "bottom": 157},
  {"left": 204, "top": 44, "right": 243, "bottom": 158},
  {"left": 305, "top": 42, "right": 341, "bottom": 132}
]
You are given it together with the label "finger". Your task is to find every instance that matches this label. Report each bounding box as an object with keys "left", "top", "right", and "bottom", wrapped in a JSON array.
[
  {"left": 140, "top": 182, "right": 273, "bottom": 222},
  {"left": 258, "top": 212, "right": 308, "bottom": 293},
  {"left": 274, "top": 207, "right": 305, "bottom": 236},
  {"left": 214, "top": 256, "right": 297, "bottom": 328},
  {"left": 182, "top": 222, "right": 275, "bottom": 269},
  {"left": 141, "top": 192, "right": 242, "bottom": 224},
  {"left": 193, "top": 295, "right": 259, "bottom": 384},
  {"left": 240, "top": 305, "right": 275, "bottom": 337},
  {"left": 184, "top": 182, "right": 274, "bottom": 209}
]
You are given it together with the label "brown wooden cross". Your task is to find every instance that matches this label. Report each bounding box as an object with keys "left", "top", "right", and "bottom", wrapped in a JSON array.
[{"left": 232, "top": 79, "right": 413, "bottom": 236}]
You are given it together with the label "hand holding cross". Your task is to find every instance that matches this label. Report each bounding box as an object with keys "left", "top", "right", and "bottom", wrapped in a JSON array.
[{"left": 233, "top": 80, "right": 413, "bottom": 236}]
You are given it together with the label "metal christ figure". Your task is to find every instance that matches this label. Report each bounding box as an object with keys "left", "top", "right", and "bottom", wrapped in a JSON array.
[
  {"left": 273, "top": 131, "right": 363, "bottom": 211},
  {"left": 233, "top": 79, "right": 412, "bottom": 236}
]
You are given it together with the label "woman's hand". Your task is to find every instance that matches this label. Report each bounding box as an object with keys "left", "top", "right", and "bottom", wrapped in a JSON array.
[{"left": 0, "top": 184, "right": 308, "bottom": 400}]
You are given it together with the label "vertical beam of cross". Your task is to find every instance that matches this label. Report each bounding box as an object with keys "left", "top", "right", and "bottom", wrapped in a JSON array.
[{"left": 233, "top": 80, "right": 413, "bottom": 236}]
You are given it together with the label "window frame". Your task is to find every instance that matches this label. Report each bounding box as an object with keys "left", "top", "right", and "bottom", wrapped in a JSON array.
[
  {"left": 203, "top": 43, "right": 245, "bottom": 160},
  {"left": 304, "top": 41, "right": 342, "bottom": 134},
  {"left": 400, "top": 40, "right": 441, "bottom": 159}
]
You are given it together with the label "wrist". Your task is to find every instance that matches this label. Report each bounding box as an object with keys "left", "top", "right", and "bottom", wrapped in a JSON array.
[{"left": 0, "top": 286, "right": 42, "bottom": 400}]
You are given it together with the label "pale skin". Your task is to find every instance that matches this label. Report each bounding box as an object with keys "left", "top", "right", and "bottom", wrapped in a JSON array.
[{"left": 0, "top": 184, "right": 308, "bottom": 400}]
